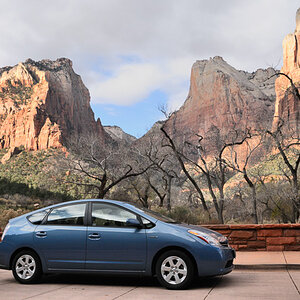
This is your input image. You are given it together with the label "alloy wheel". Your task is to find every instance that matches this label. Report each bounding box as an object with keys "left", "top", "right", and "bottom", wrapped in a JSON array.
[
  {"left": 160, "top": 255, "right": 188, "bottom": 285},
  {"left": 15, "top": 255, "right": 36, "bottom": 280}
]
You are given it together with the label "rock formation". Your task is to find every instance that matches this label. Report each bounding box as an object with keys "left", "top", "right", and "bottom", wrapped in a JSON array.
[
  {"left": 163, "top": 56, "right": 276, "bottom": 147},
  {"left": 273, "top": 8, "right": 300, "bottom": 130},
  {"left": 104, "top": 125, "right": 136, "bottom": 145},
  {"left": 0, "top": 58, "right": 107, "bottom": 152},
  {"left": 296, "top": 7, "right": 300, "bottom": 33}
]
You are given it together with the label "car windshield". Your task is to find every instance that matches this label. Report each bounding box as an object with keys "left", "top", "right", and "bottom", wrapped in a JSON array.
[{"left": 132, "top": 205, "right": 178, "bottom": 223}]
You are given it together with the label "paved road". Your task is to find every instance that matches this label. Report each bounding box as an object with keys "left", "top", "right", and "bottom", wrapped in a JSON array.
[{"left": 0, "top": 269, "right": 299, "bottom": 300}]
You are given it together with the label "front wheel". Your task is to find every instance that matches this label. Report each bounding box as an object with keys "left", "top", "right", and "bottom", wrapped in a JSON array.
[
  {"left": 155, "top": 250, "right": 194, "bottom": 289},
  {"left": 12, "top": 250, "right": 42, "bottom": 284}
]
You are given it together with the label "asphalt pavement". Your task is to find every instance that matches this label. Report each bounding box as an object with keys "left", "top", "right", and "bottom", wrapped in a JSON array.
[{"left": 0, "top": 251, "right": 299, "bottom": 300}]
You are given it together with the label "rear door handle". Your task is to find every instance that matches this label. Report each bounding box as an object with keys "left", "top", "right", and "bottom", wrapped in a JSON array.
[
  {"left": 36, "top": 231, "right": 47, "bottom": 238},
  {"left": 88, "top": 233, "right": 101, "bottom": 240}
]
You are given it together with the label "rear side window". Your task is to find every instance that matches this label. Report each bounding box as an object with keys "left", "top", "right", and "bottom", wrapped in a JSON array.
[
  {"left": 45, "top": 203, "right": 86, "bottom": 226},
  {"left": 27, "top": 209, "right": 50, "bottom": 225}
]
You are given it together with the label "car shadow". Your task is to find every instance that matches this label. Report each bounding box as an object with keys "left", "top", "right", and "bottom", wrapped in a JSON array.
[{"left": 40, "top": 273, "right": 225, "bottom": 289}]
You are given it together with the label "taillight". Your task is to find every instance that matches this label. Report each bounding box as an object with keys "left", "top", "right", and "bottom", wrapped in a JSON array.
[{"left": 1, "top": 223, "right": 10, "bottom": 242}]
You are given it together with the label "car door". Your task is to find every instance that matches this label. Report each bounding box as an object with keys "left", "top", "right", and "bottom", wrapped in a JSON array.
[
  {"left": 33, "top": 202, "right": 87, "bottom": 270},
  {"left": 86, "top": 202, "right": 147, "bottom": 271}
]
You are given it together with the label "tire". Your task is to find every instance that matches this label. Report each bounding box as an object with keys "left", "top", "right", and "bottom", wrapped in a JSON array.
[
  {"left": 12, "top": 250, "right": 42, "bottom": 284},
  {"left": 155, "top": 250, "right": 194, "bottom": 290}
]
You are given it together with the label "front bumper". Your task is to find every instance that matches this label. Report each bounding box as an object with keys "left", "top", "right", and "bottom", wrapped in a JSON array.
[
  {"left": 218, "top": 247, "right": 235, "bottom": 274},
  {"left": 195, "top": 245, "right": 235, "bottom": 277}
]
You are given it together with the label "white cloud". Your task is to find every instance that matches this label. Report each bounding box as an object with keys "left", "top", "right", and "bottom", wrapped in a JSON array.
[
  {"left": 88, "top": 57, "right": 192, "bottom": 106},
  {"left": 89, "top": 63, "right": 164, "bottom": 105},
  {"left": 0, "top": 0, "right": 299, "bottom": 109}
]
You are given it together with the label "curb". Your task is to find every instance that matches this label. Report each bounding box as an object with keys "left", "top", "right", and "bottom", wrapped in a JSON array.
[{"left": 235, "top": 264, "right": 300, "bottom": 270}]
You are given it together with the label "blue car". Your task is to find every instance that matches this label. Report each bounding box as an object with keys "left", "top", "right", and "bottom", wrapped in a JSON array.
[{"left": 0, "top": 199, "right": 235, "bottom": 289}]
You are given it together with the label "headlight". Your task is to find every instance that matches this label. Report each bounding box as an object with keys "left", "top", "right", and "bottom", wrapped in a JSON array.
[
  {"left": 188, "top": 229, "right": 220, "bottom": 246},
  {"left": 1, "top": 223, "right": 10, "bottom": 242}
]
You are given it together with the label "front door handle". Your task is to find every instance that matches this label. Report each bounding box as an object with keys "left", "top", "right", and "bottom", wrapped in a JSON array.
[
  {"left": 88, "top": 233, "right": 101, "bottom": 240},
  {"left": 36, "top": 231, "right": 47, "bottom": 238}
]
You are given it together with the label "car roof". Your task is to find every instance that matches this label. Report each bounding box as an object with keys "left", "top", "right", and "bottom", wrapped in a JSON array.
[
  {"left": 38, "top": 199, "right": 132, "bottom": 210},
  {"left": 17, "top": 199, "right": 142, "bottom": 217},
  {"left": 10, "top": 199, "right": 158, "bottom": 224}
]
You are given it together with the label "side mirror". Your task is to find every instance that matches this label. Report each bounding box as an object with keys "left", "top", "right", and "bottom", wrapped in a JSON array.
[{"left": 126, "top": 218, "right": 142, "bottom": 228}]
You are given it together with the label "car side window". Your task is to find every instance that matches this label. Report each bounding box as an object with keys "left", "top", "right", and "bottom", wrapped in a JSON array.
[
  {"left": 46, "top": 203, "right": 86, "bottom": 226},
  {"left": 27, "top": 209, "right": 50, "bottom": 225},
  {"left": 92, "top": 203, "right": 138, "bottom": 227}
]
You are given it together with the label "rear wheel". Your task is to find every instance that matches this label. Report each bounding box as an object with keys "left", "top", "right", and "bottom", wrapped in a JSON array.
[
  {"left": 155, "top": 250, "right": 194, "bottom": 289},
  {"left": 12, "top": 250, "right": 42, "bottom": 284}
]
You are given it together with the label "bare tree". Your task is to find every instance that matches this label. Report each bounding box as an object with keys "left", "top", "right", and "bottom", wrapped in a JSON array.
[
  {"left": 64, "top": 135, "right": 153, "bottom": 199},
  {"left": 147, "top": 174, "right": 167, "bottom": 207},
  {"left": 160, "top": 126, "right": 212, "bottom": 220},
  {"left": 224, "top": 130, "right": 263, "bottom": 223},
  {"left": 266, "top": 120, "right": 300, "bottom": 222},
  {"left": 129, "top": 177, "right": 154, "bottom": 208},
  {"left": 146, "top": 147, "right": 178, "bottom": 210},
  {"left": 257, "top": 170, "right": 297, "bottom": 223},
  {"left": 181, "top": 126, "right": 245, "bottom": 224},
  {"left": 264, "top": 72, "right": 300, "bottom": 222},
  {"left": 142, "top": 125, "right": 182, "bottom": 211}
]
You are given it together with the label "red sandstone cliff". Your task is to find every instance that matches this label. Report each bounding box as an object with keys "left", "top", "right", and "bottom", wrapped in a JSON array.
[
  {"left": 164, "top": 56, "right": 276, "bottom": 144},
  {"left": 273, "top": 8, "right": 300, "bottom": 130},
  {"left": 0, "top": 58, "right": 107, "bottom": 152}
]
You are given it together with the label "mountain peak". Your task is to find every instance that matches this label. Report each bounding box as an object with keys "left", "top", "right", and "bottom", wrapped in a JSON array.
[
  {"left": 104, "top": 125, "right": 136, "bottom": 144},
  {"left": 24, "top": 57, "right": 73, "bottom": 71},
  {"left": 163, "top": 57, "right": 276, "bottom": 149},
  {"left": 273, "top": 7, "right": 300, "bottom": 129}
]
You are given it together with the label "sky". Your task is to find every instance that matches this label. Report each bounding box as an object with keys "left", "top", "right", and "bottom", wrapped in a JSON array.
[{"left": 0, "top": 0, "right": 299, "bottom": 137}]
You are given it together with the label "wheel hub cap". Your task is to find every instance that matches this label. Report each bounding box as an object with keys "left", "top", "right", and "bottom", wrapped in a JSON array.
[
  {"left": 16, "top": 254, "right": 36, "bottom": 280},
  {"left": 161, "top": 256, "right": 187, "bottom": 285}
]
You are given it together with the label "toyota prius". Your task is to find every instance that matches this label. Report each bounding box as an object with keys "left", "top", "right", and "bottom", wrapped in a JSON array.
[{"left": 0, "top": 199, "right": 235, "bottom": 289}]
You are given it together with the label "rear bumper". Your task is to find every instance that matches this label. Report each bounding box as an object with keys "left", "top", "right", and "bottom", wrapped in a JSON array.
[
  {"left": 0, "top": 264, "right": 9, "bottom": 270},
  {"left": 0, "top": 241, "right": 13, "bottom": 270}
]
